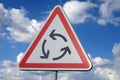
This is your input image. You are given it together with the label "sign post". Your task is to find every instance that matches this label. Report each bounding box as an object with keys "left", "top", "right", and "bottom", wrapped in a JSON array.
[
  {"left": 52, "top": 71, "right": 58, "bottom": 80},
  {"left": 18, "top": 5, "right": 92, "bottom": 80}
]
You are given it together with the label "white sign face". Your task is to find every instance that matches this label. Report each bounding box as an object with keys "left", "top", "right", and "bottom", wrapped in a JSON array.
[
  {"left": 19, "top": 5, "right": 92, "bottom": 71},
  {"left": 26, "top": 15, "right": 82, "bottom": 63}
]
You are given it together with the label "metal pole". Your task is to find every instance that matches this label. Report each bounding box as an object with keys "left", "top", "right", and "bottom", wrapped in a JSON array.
[{"left": 52, "top": 71, "right": 58, "bottom": 80}]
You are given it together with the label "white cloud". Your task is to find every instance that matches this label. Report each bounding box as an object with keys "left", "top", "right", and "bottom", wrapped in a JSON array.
[
  {"left": 97, "top": 19, "right": 107, "bottom": 25},
  {"left": 2, "top": 60, "right": 16, "bottom": 68},
  {"left": 63, "top": 0, "right": 97, "bottom": 24},
  {"left": 92, "top": 56, "right": 111, "bottom": 66},
  {"left": 17, "top": 52, "right": 24, "bottom": 63},
  {"left": 99, "top": 0, "right": 120, "bottom": 18},
  {"left": 0, "top": 3, "right": 44, "bottom": 42},
  {"left": 1, "top": 0, "right": 120, "bottom": 43},
  {"left": 94, "top": 67, "right": 119, "bottom": 80},
  {"left": 1, "top": 48, "right": 120, "bottom": 80},
  {"left": 112, "top": 43, "right": 120, "bottom": 57},
  {"left": 0, "top": 3, "right": 9, "bottom": 27},
  {"left": 92, "top": 43, "right": 120, "bottom": 80},
  {"left": 7, "top": 8, "right": 44, "bottom": 42},
  {"left": 112, "top": 43, "right": 120, "bottom": 76},
  {"left": 98, "top": 0, "right": 120, "bottom": 26},
  {"left": 112, "top": 43, "right": 120, "bottom": 67},
  {"left": 60, "top": 77, "right": 69, "bottom": 80},
  {"left": 62, "top": 0, "right": 120, "bottom": 26},
  {"left": 58, "top": 42, "right": 120, "bottom": 80},
  {"left": 0, "top": 60, "right": 51, "bottom": 80},
  {"left": 12, "top": 42, "right": 120, "bottom": 80}
]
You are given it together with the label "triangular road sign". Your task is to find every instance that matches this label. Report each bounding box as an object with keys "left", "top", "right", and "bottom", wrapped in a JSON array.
[{"left": 19, "top": 6, "right": 92, "bottom": 71}]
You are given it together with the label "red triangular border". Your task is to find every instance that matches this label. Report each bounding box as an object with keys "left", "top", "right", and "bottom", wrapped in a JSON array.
[{"left": 19, "top": 6, "right": 92, "bottom": 70}]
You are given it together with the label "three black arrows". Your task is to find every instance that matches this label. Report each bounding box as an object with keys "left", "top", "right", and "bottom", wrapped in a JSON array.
[{"left": 40, "top": 29, "right": 71, "bottom": 60}]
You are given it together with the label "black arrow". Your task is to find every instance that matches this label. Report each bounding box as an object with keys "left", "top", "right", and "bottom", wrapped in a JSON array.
[
  {"left": 40, "top": 40, "right": 50, "bottom": 59},
  {"left": 53, "top": 46, "right": 71, "bottom": 60},
  {"left": 49, "top": 29, "right": 67, "bottom": 42}
]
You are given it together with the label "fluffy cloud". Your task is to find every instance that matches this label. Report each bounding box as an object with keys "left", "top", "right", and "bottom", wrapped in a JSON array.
[
  {"left": 92, "top": 43, "right": 120, "bottom": 80},
  {"left": 94, "top": 67, "right": 119, "bottom": 80},
  {"left": 112, "top": 43, "right": 120, "bottom": 67},
  {"left": 0, "top": 60, "right": 51, "bottom": 80},
  {"left": 92, "top": 56, "right": 111, "bottom": 66},
  {"left": 17, "top": 52, "right": 24, "bottom": 63},
  {"left": 0, "top": 50, "right": 119, "bottom": 80},
  {"left": 4, "top": 43, "right": 115, "bottom": 80},
  {"left": 112, "top": 43, "right": 120, "bottom": 57},
  {"left": 62, "top": 0, "right": 120, "bottom": 26},
  {"left": 0, "top": 3, "right": 44, "bottom": 42},
  {"left": 63, "top": 0, "right": 97, "bottom": 24},
  {"left": 1, "top": 0, "right": 120, "bottom": 42},
  {"left": 98, "top": 0, "right": 120, "bottom": 25},
  {"left": 0, "top": 3, "right": 9, "bottom": 27},
  {"left": 112, "top": 43, "right": 120, "bottom": 76}
]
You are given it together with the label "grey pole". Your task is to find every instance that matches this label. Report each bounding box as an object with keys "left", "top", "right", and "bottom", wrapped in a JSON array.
[{"left": 52, "top": 71, "right": 58, "bottom": 80}]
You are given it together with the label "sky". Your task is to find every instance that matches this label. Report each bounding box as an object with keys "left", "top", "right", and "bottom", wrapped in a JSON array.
[{"left": 0, "top": 0, "right": 120, "bottom": 80}]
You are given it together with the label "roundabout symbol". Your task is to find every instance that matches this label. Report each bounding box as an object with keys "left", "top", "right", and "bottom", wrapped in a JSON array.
[{"left": 40, "top": 29, "right": 71, "bottom": 60}]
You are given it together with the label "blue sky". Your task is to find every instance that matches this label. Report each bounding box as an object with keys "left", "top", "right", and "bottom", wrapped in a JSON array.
[{"left": 0, "top": 0, "right": 120, "bottom": 80}]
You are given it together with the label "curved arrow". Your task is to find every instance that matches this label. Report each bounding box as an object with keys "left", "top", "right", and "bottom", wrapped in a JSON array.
[
  {"left": 49, "top": 29, "right": 67, "bottom": 42},
  {"left": 53, "top": 46, "right": 71, "bottom": 60},
  {"left": 40, "top": 40, "right": 50, "bottom": 59}
]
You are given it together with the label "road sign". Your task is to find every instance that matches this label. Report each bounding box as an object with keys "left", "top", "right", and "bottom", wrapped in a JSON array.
[{"left": 19, "top": 5, "right": 92, "bottom": 71}]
